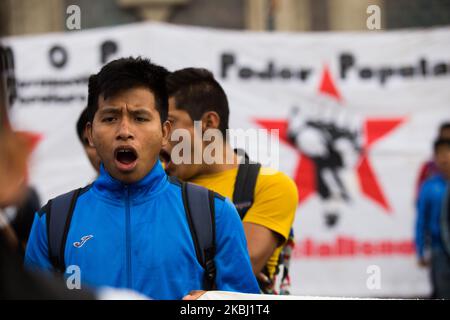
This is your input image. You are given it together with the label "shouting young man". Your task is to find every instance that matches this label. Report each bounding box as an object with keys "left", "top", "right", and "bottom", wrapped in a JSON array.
[{"left": 25, "top": 58, "right": 259, "bottom": 299}]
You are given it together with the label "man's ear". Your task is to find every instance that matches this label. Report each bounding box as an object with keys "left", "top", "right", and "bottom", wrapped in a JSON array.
[
  {"left": 200, "top": 111, "right": 220, "bottom": 132},
  {"left": 86, "top": 122, "right": 95, "bottom": 148},
  {"left": 161, "top": 120, "right": 171, "bottom": 147}
]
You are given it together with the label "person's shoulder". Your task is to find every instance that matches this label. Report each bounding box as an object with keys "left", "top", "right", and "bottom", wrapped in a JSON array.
[
  {"left": 421, "top": 160, "right": 436, "bottom": 170},
  {"left": 37, "top": 185, "right": 92, "bottom": 217},
  {"left": 213, "top": 191, "right": 232, "bottom": 213},
  {"left": 214, "top": 192, "right": 238, "bottom": 218},
  {"left": 420, "top": 174, "right": 446, "bottom": 194},
  {"left": 167, "top": 176, "right": 226, "bottom": 199},
  {"left": 258, "top": 167, "right": 294, "bottom": 182},
  {"left": 422, "top": 174, "right": 445, "bottom": 187},
  {"left": 36, "top": 202, "right": 49, "bottom": 218},
  {"left": 257, "top": 167, "right": 298, "bottom": 196}
]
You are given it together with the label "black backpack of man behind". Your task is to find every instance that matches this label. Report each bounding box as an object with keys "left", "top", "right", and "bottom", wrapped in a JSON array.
[{"left": 232, "top": 150, "right": 294, "bottom": 295}]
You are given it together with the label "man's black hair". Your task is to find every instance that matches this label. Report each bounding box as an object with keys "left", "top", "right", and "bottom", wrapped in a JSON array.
[
  {"left": 434, "top": 138, "right": 450, "bottom": 153},
  {"left": 76, "top": 107, "right": 89, "bottom": 145},
  {"left": 439, "top": 122, "right": 450, "bottom": 136},
  {"left": 86, "top": 57, "right": 169, "bottom": 124},
  {"left": 166, "top": 68, "right": 229, "bottom": 137}
]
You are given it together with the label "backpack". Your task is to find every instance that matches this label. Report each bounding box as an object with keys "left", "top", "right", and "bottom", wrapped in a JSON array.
[{"left": 45, "top": 178, "right": 217, "bottom": 291}]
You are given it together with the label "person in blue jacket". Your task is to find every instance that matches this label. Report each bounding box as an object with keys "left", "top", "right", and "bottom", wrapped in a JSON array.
[
  {"left": 415, "top": 138, "right": 450, "bottom": 299},
  {"left": 25, "top": 57, "right": 259, "bottom": 300}
]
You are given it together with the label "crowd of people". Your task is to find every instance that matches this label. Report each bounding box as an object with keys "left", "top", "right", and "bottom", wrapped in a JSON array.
[
  {"left": 2, "top": 45, "right": 450, "bottom": 299},
  {"left": 1, "top": 55, "right": 297, "bottom": 299}
]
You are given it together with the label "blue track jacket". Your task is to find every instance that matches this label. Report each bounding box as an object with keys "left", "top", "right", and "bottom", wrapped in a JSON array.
[
  {"left": 415, "top": 174, "right": 449, "bottom": 258},
  {"left": 25, "top": 160, "right": 259, "bottom": 299}
]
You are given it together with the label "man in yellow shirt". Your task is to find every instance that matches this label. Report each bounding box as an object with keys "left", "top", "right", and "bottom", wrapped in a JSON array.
[{"left": 162, "top": 68, "right": 298, "bottom": 294}]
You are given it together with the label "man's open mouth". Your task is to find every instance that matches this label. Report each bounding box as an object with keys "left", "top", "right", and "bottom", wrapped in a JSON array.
[{"left": 114, "top": 146, "right": 138, "bottom": 171}]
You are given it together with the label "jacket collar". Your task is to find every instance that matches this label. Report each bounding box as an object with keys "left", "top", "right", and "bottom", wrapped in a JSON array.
[{"left": 92, "top": 159, "right": 168, "bottom": 203}]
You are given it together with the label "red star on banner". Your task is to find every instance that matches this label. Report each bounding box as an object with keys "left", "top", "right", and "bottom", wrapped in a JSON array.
[{"left": 255, "top": 66, "right": 405, "bottom": 212}]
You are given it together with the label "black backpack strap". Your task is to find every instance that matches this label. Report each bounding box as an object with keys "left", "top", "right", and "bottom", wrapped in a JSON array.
[
  {"left": 46, "top": 185, "right": 90, "bottom": 273},
  {"left": 181, "top": 182, "right": 216, "bottom": 290},
  {"left": 232, "top": 149, "right": 261, "bottom": 219},
  {"left": 441, "top": 183, "right": 450, "bottom": 257}
]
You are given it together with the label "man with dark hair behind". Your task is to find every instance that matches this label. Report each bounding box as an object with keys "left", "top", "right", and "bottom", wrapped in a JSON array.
[
  {"left": 163, "top": 68, "right": 298, "bottom": 295},
  {"left": 25, "top": 57, "right": 259, "bottom": 299},
  {"left": 76, "top": 106, "right": 101, "bottom": 174},
  {"left": 415, "top": 138, "right": 450, "bottom": 299}
]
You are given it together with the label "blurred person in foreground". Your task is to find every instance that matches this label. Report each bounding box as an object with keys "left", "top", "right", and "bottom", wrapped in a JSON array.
[
  {"left": 0, "top": 149, "right": 41, "bottom": 259},
  {"left": 415, "top": 138, "right": 450, "bottom": 299},
  {"left": 0, "top": 43, "right": 93, "bottom": 299},
  {"left": 0, "top": 129, "right": 97, "bottom": 299}
]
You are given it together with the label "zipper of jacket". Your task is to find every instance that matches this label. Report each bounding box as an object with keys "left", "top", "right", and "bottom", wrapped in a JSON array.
[{"left": 125, "top": 185, "right": 132, "bottom": 288}]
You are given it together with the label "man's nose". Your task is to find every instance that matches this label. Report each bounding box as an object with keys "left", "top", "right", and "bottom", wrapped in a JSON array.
[{"left": 116, "top": 118, "right": 134, "bottom": 141}]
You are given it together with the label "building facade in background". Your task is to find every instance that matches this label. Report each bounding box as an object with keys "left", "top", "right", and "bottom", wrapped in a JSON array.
[{"left": 1, "top": 0, "right": 450, "bottom": 37}]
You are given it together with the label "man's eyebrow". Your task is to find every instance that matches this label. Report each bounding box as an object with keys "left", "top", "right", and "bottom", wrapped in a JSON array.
[{"left": 130, "top": 108, "right": 152, "bottom": 115}]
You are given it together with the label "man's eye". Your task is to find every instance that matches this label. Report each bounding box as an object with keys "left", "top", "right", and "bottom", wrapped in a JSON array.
[
  {"left": 102, "top": 117, "right": 116, "bottom": 123},
  {"left": 136, "top": 117, "right": 148, "bottom": 122}
]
